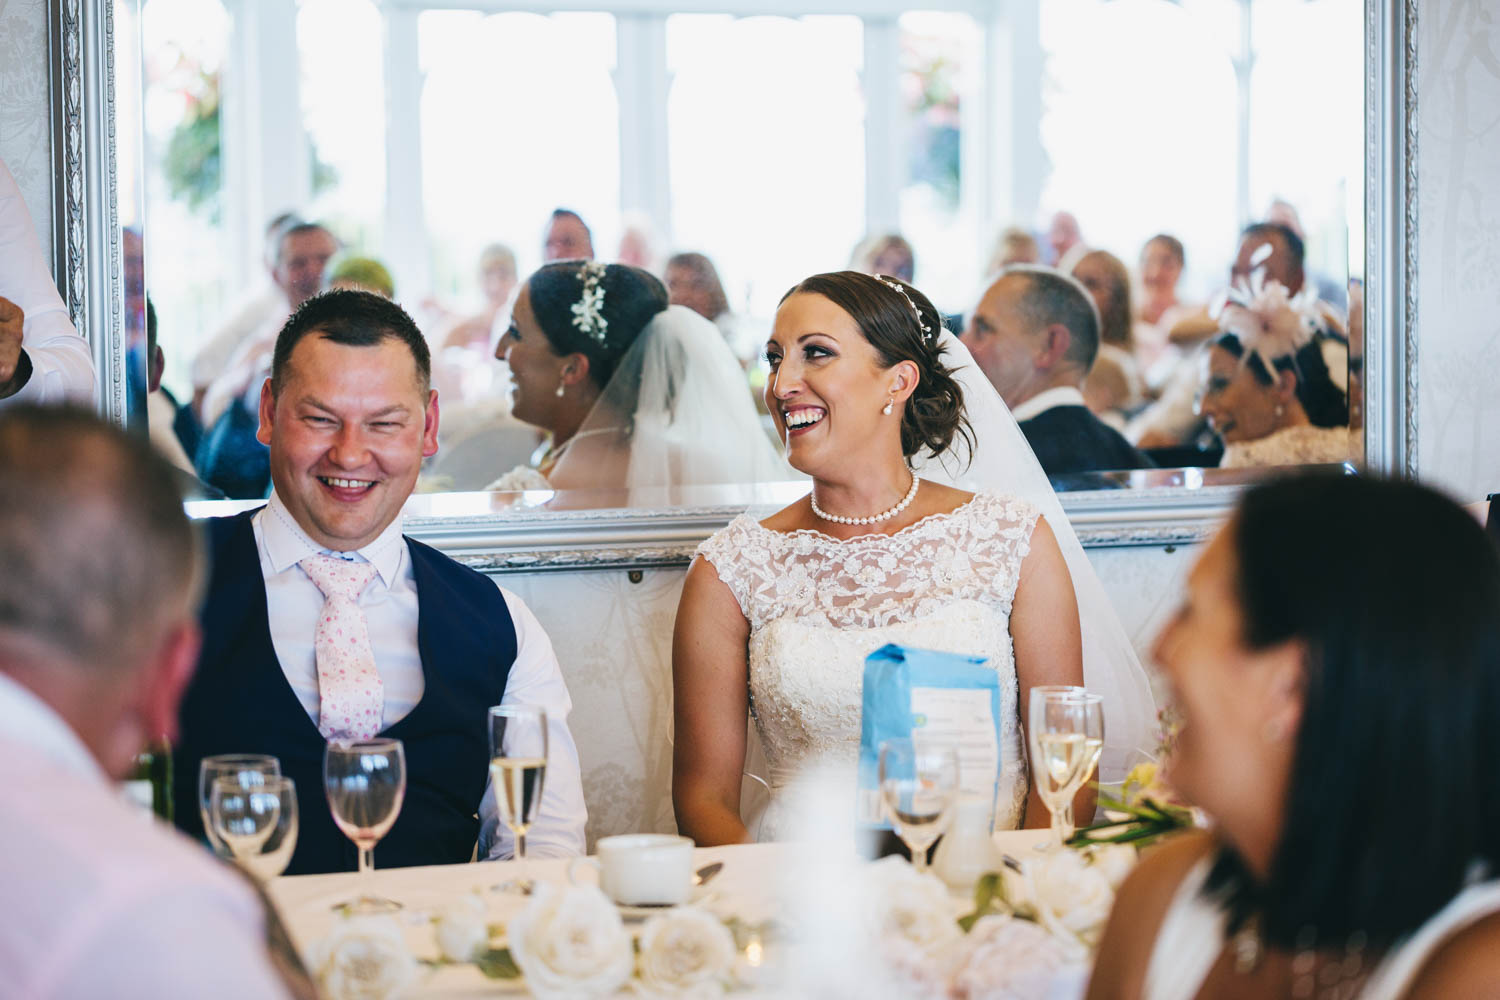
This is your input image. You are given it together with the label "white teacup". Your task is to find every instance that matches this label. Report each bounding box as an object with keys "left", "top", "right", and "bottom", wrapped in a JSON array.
[{"left": 568, "top": 834, "right": 695, "bottom": 906}]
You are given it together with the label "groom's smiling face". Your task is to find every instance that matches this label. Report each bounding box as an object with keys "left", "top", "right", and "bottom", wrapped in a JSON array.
[{"left": 765, "top": 293, "right": 893, "bottom": 475}]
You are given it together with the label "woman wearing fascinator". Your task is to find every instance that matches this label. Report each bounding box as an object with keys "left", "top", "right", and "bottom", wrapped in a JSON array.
[
  {"left": 488, "top": 260, "right": 785, "bottom": 496},
  {"left": 1200, "top": 259, "right": 1351, "bottom": 469},
  {"left": 672, "top": 270, "right": 1158, "bottom": 846}
]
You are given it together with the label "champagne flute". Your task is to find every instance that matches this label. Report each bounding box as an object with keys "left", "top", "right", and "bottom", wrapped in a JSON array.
[
  {"left": 199, "top": 753, "right": 280, "bottom": 858},
  {"left": 1029, "top": 689, "right": 1105, "bottom": 849},
  {"left": 878, "top": 737, "right": 959, "bottom": 875},
  {"left": 488, "top": 704, "right": 549, "bottom": 893},
  {"left": 324, "top": 738, "right": 406, "bottom": 912},
  {"left": 211, "top": 775, "right": 298, "bottom": 880}
]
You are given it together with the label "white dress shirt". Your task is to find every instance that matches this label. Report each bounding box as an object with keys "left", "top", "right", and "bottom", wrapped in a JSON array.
[
  {"left": 0, "top": 673, "right": 292, "bottom": 1000},
  {"left": 1010, "top": 384, "right": 1088, "bottom": 422},
  {"left": 0, "top": 158, "right": 95, "bottom": 405},
  {"left": 253, "top": 492, "right": 587, "bottom": 859}
]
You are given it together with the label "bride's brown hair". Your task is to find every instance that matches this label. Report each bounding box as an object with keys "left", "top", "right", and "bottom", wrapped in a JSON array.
[{"left": 780, "top": 271, "right": 973, "bottom": 462}]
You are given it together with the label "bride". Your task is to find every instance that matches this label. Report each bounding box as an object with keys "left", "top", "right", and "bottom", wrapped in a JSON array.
[
  {"left": 488, "top": 260, "right": 785, "bottom": 497},
  {"left": 672, "top": 270, "right": 1157, "bottom": 845}
]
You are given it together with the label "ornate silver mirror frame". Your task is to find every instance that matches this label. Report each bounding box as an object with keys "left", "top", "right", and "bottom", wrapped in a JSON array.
[{"left": 48, "top": 0, "right": 1418, "bottom": 570}]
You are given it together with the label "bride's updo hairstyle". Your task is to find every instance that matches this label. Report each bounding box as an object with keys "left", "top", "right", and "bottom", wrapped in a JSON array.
[
  {"left": 1206, "top": 472, "right": 1500, "bottom": 951},
  {"left": 781, "top": 270, "right": 973, "bottom": 462},
  {"left": 526, "top": 261, "right": 669, "bottom": 390}
]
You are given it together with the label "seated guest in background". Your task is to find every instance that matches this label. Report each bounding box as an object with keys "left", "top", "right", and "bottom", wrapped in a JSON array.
[
  {"left": 1045, "top": 210, "right": 1088, "bottom": 272},
  {"left": 664, "top": 251, "right": 760, "bottom": 365},
  {"left": 145, "top": 299, "right": 224, "bottom": 499},
  {"left": 191, "top": 212, "right": 300, "bottom": 414},
  {"left": 961, "top": 267, "right": 1153, "bottom": 477},
  {"left": 1072, "top": 249, "right": 1145, "bottom": 426},
  {"left": 850, "top": 232, "right": 916, "bottom": 283},
  {"left": 0, "top": 157, "right": 95, "bottom": 406},
  {"left": 617, "top": 214, "right": 659, "bottom": 271},
  {"left": 543, "top": 207, "right": 595, "bottom": 262},
  {"left": 174, "top": 289, "right": 587, "bottom": 874},
  {"left": 490, "top": 261, "right": 783, "bottom": 495},
  {"left": 325, "top": 254, "right": 396, "bottom": 298},
  {"left": 984, "top": 225, "right": 1042, "bottom": 278},
  {"left": 1089, "top": 473, "right": 1500, "bottom": 1000},
  {"left": 0, "top": 406, "right": 302, "bottom": 999},
  {"left": 438, "top": 243, "right": 518, "bottom": 355},
  {"left": 1200, "top": 277, "right": 1350, "bottom": 469},
  {"left": 1133, "top": 233, "right": 1196, "bottom": 379}
]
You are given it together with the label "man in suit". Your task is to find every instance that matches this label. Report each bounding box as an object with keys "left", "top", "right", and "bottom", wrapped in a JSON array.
[
  {"left": 0, "top": 406, "right": 304, "bottom": 998},
  {"left": 174, "top": 289, "right": 587, "bottom": 875},
  {"left": 961, "top": 266, "right": 1153, "bottom": 478}
]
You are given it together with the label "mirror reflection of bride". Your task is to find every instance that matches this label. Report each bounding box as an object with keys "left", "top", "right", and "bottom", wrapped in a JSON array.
[{"left": 488, "top": 260, "right": 786, "bottom": 496}]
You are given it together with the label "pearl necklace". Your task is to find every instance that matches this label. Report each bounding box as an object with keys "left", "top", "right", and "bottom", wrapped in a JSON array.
[{"left": 810, "top": 474, "right": 920, "bottom": 526}]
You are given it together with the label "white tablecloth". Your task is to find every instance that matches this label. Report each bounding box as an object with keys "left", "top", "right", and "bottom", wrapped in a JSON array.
[{"left": 269, "top": 831, "right": 1077, "bottom": 997}]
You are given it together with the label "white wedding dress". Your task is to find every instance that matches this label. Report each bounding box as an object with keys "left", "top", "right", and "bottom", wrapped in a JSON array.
[{"left": 697, "top": 492, "right": 1040, "bottom": 840}]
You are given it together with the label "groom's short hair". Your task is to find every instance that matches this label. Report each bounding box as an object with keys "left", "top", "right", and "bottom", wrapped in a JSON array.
[{"left": 1001, "top": 265, "right": 1101, "bottom": 373}]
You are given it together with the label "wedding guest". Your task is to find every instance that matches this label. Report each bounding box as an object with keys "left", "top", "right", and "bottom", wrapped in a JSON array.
[
  {"left": 1133, "top": 234, "right": 1196, "bottom": 380},
  {"left": 851, "top": 233, "right": 916, "bottom": 283},
  {"left": 1200, "top": 283, "right": 1350, "bottom": 468},
  {"left": 1046, "top": 210, "right": 1088, "bottom": 273},
  {"left": 985, "top": 225, "right": 1043, "bottom": 277},
  {"left": 0, "top": 406, "right": 299, "bottom": 999},
  {"left": 489, "top": 261, "right": 782, "bottom": 495},
  {"left": 544, "top": 207, "right": 595, "bottom": 262},
  {"left": 173, "top": 289, "right": 587, "bottom": 874},
  {"left": 617, "top": 214, "right": 658, "bottom": 271},
  {"left": 1088, "top": 473, "right": 1500, "bottom": 1000},
  {"left": 0, "top": 157, "right": 95, "bottom": 406},
  {"left": 439, "top": 243, "right": 518, "bottom": 354},
  {"left": 664, "top": 251, "right": 760, "bottom": 364},
  {"left": 1072, "top": 250, "right": 1145, "bottom": 424},
  {"left": 325, "top": 254, "right": 396, "bottom": 297},
  {"left": 673, "top": 270, "right": 1159, "bottom": 847},
  {"left": 961, "top": 267, "right": 1153, "bottom": 477},
  {"left": 190, "top": 212, "right": 300, "bottom": 412}
]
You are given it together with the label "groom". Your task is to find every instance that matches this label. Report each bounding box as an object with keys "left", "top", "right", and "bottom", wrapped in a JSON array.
[{"left": 173, "top": 289, "right": 586, "bottom": 874}]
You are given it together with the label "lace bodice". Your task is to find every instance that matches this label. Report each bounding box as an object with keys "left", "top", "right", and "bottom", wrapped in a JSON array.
[
  {"left": 697, "top": 493, "right": 1040, "bottom": 836},
  {"left": 1220, "top": 424, "right": 1351, "bottom": 469}
]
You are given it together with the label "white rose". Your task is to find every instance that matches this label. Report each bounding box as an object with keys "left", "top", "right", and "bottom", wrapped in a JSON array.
[
  {"left": 634, "top": 906, "right": 737, "bottom": 998},
  {"left": 434, "top": 893, "right": 489, "bottom": 963},
  {"left": 863, "top": 857, "right": 964, "bottom": 967},
  {"left": 949, "top": 914, "right": 1079, "bottom": 1000},
  {"left": 1086, "top": 844, "right": 1138, "bottom": 891},
  {"left": 1026, "top": 850, "right": 1116, "bottom": 956},
  {"left": 507, "top": 882, "right": 634, "bottom": 999},
  {"left": 310, "top": 913, "right": 418, "bottom": 1000}
]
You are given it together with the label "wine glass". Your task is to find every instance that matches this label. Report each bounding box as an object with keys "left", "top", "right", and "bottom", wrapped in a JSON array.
[
  {"left": 878, "top": 737, "right": 959, "bottom": 875},
  {"left": 488, "top": 704, "right": 549, "bottom": 893},
  {"left": 1029, "top": 689, "right": 1105, "bottom": 849},
  {"left": 324, "top": 738, "right": 406, "bottom": 912},
  {"left": 199, "top": 753, "right": 280, "bottom": 858},
  {"left": 211, "top": 775, "right": 298, "bottom": 880}
]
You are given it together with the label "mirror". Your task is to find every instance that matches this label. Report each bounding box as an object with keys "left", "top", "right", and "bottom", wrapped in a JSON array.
[{"left": 55, "top": 0, "right": 1415, "bottom": 558}]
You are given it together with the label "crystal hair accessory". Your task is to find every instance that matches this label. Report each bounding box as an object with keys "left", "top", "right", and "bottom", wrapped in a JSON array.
[
  {"left": 874, "top": 274, "right": 934, "bottom": 341},
  {"left": 571, "top": 260, "right": 610, "bottom": 345},
  {"left": 1209, "top": 263, "right": 1322, "bottom": 377}
]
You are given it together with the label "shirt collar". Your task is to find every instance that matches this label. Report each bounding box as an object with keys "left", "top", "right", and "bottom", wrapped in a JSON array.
[
  {"left": 0, "top": 672, "right": 107, "bottom": 784},
  {"left": 261, "top": 490, "right": 407, "bottom": 588},
  {"left": 1011, "top": 385, "right": 1087, "bottom": 422}
]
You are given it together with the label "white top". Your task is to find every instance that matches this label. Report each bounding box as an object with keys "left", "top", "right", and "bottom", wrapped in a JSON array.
[
  {"left": 1143, "top": 856, "right": 1500, "bottom": 1000},
  {"left": 0, "top": 673, "right": 292, "bottom": 1000},
  {"left": 699, "top": 493, "right": 1039, "bottom": 839},
  {"left": 1011, "top": 385, "right": 1088, "bottom": 422},
  {"left": 254, "top": 492, "right": 587, "bottom": 860},
  {"left": 0, "top": 158, "right": 95, "bottom": 406},
  {"left": 1219, "top": 424, "right": 1352, "bottom": 469}
]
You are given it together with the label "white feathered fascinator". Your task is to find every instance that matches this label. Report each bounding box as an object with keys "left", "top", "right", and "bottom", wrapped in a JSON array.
[{"left": 1208, "top": 242, "right": 1324, "bottom": 377}]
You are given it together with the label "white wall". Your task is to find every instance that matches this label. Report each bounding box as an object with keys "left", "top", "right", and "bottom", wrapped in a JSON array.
[
  {"left": 0, "top": 0, "right": 56, "bottom": 264},
  {"left": 1415, "top": 0, "right": 1500, "bottom": 502}
]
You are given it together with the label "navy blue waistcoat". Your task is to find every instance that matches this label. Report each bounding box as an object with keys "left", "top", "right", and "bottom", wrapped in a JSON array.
[{"left": 173, "top": 509, "right": 516, "bottom": 875}]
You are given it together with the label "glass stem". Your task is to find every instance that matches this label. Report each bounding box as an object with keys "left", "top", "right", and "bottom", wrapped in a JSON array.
[{"left": 359, "top": 843, "right": 375, "bottom": 877}]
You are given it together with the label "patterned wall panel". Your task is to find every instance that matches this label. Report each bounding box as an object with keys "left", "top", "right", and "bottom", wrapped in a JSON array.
[{"left": 0, "top": 0, "right": 56, "bottom": 265}]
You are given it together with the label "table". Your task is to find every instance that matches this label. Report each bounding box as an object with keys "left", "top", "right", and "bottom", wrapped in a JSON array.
[{"left": 269, "top": 831, "right": 1077, "bottom": 997}]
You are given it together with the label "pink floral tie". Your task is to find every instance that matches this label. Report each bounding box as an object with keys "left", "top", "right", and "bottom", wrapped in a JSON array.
[{"left": 299, "top": 553, "right": 383, "bottom": 741}]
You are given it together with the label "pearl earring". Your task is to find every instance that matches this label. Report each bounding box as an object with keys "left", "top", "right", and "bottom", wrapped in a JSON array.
[
  {"left": 882, "top": 397, "right": 894, "bottom": 416},
  {"left": 1274, "top": 403, "right": 1285, "bottom": 418},
  {"left": 555, "top": 383, "right": 566, "bottom": 398}
]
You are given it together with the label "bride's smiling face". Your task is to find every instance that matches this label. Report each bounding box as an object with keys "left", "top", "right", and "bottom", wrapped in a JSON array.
[
  {"left": 766, "top": 292, "right": 901, "bottom": 475},
  {"left": 496, "top": 284, "right": 568, "bottom": 431}
]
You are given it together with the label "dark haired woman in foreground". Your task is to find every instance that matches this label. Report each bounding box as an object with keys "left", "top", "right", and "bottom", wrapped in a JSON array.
[
  {"left": 672, "top": 271, "right": 1157, "bottom": 846},
  {"left": 1088, "top": 473, "right": 1500, "bottom": 1000}
]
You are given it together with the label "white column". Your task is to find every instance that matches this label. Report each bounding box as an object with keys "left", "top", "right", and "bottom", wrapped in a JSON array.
[
  {"left": 221, "top": 0, "right": 308, "bottom": 284},
  {"left": 1233, "top": 0, "right": 1253, "bottom": 225},
  {"left": 380, "top": 4, "right": 429, "bottom": 299},
  {"left": 862, "top": 17, "right": 901, "bottom": 236},
  {"left": 615, "top": 14, "right": 672, "bottom": 243},
  {"left": 975, "top": 0, "right": 1044, "bottom": 244}
]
